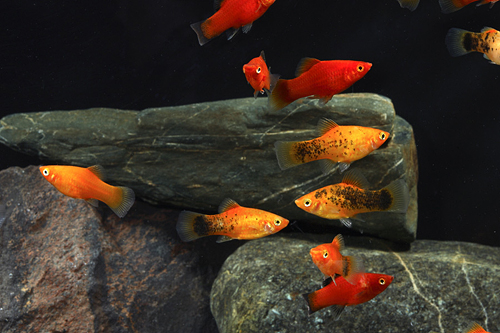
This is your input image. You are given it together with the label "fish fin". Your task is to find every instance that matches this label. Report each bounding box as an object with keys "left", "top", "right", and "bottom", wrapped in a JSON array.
[
  {"left": 331, "top": 234, "right": 344, "bottom": 251},
  {"left": 260, "top": 50, "right": 266, "bottom": 62},
  {"left": 339, "top": 162, "right": 350, "bottom": 173},
  {"left": 218, "top": 198, "right": 241, "bottom": 213},
  {"left": 318, "top": 95, "right": 333, "bottom": 106},
  {"left": 226, "top": 28, "right": 239, "bottom": 40},
  {"left": 253, "top": 90, "right": 259, "bottom": 98},
  {"left": 397, "top": 0, "right": 420, "bottom": 11},
  {"left": 319, "top": 159, "right": 338, "bottom": 175},
  {"left": 340, "top": 218, "right": 352, "bottom": 228},
  {"left": 317, "top": 118, "right": 339, "bottom": 136},
  {"left": 438, "top": 0, "right": 463, "bottom": 13},
  {"left": 489, "top": 1, "right": 496, "bottom": 8},
  {"left": 268, "top": 73, "right": 280, "bottom": 93},
  {"left": 341, "top": 169, "right": 370, "bottom": 189},
  {"left": 176, "top": 211, "right": 205, "bottom": 242},
  {"left": 268, "top": 79, "right": 293, "bottom": 111},
  {"left": 322, "top": 276, "right": 334, "bottom": 287},
  {"left": 86, "top": 199, "right": 99, "bottom": 207},
  {"left": 242, "top": 23, "right": 252, "bottom": 34},
  {"left": 109, "top": 187, "right": 135, "bottom": 218},
  {"left": 383, "top": 179, "right": 410, "bottom": 213},
  {"left": 465, "top": 322, "right": 486, "bottom": 333},
  {"left": 216, "top": 235, "right": 234, "bottom": 243},
  {"left": 190, "top": 21, "right": 211, "bottom": 46},
  {"left": 295, "top": 58, "right": 321, "bottom": 77},
  {"left": 481, "top": 27, "right": 496, "bottom": 33},
  {"left": 331, "top": 305, "right": 346, "bottom": 320},
  {"left": 301, "top": 293, "right": 316, "bottom": 315},
  {"left": 87, "top": 165, "right": 106, "bottom": 180},
  {"left": 445, "top": 28, "right": 472, "bottom": 57},
  {"left": 342, "top": 255, "right": 365, "bottom": 284},
  {"left": 274, "top": 141, "right": 302, "bottom": 170}
]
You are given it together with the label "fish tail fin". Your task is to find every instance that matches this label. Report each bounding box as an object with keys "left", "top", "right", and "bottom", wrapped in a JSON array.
[
  {"left": 274, "top": 141, "right": 302, "bottom": 169},
  {"left": 268, "top": 79, "right": 293, "bottom": 111},
  {"left": 301, "top": 292, "right": 319, "bottom": 315},
  {"left": 109, "top": 186, "right": 135, "bottom": 218},
  {"left": 190, "top": 21, "right": 211, "bottom": 46},
  {"left": 438, "top": 0, "right": 465, "bottom": 13},
  {"left": 397, "top": 0, "right": 420, "bottom": 11},
  {"left": 176, "top": 211, "right": 206, "bottom": 242},
  {"left": 383, "top": 179, "right": 410, "bottom": 213},
  {"left": 342, "top": 255, "right": 365, "bottom": 285},
  {"left": 445, "top": 28, "right": 473, "bottom": 57}
]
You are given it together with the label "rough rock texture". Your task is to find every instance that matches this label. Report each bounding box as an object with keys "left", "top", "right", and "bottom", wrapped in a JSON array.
[
  {"left": 0, "top": 94, "right": 418, "bottom": 242},
  {"left": 211, "top": 235, "right": 500, "bottom": 333},
  {"left": 0, "top": 165, "right": 236, "bottom": 333}
]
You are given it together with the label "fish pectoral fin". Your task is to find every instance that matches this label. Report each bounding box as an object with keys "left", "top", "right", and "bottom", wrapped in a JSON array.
[
  {"left": 331, "top": 305, "right": 346, "bottom": 321},
  {"left": 226, "top": 28, "right": 239, "bottom": 40},
  {"left": 216, "top": 235, "right": 234, "bottom": 243},
  {"left": 86, "top": 199, "right": 99, "bottom": 207}
]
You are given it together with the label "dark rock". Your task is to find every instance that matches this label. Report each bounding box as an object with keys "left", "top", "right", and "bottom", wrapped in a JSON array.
[
  {"left": 211, "top": 235, "right": 500, "bottom": 333},
  {"left": 0, "top": 93, "right": 417, "bottom": 242},
  {"left": 0, "top": 165, "right": 236, "bottom": 333}
]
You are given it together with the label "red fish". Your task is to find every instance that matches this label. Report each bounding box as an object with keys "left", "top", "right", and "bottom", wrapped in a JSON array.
[
  {"left": 439, "top": 0, "right": 497, "bottom": 13},
  {"left": 309, "top": 234, "right": 363, "bottom": 284},
  {"left": 176, "top": 198, "right": 289, "bottom": 242},
  {"left": 190, "top": 0, "right": 275, "bottom": 46},
  {"left": 302, "top": 273, "right": 393, "bottom": 317},
  {"left": 268, "top": 58, "right": 372, "bottom": 111},
  {"left": 243, "top": 51, "right": 280, "bottom": 97},
  {"left": 40, "top": 165, "right": 135, "bottom": 218},
  {"left": 445, "top": 27, "right": 500, "bottom": 65},
  {"left": 465, "top": 322, "right": 490, "bottom": 333}
]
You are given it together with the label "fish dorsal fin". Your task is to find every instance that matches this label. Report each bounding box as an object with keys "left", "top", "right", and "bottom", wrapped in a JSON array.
[
  {"left": 332, "top": 234, "right": 344, "bottom": 251},
  {"left": 87, "top": 165, "right": 105, "bottom": 180},
  {"left": 317, "top": 118, "right": 339, "bottom": 136},
  {"left": 465, "top": 322, "right": 486, "bottom": 333},
  {"left": 218, "top": 198, "right": 241, "bottom": 214},
  {"left": 295, "top": 58, "right": 320, "bottom": 77},
  {"left": 481, "top": 26, "right": 496, "bottom": 33},
  {"left": 341, "top": 169, "right": 370, "bottom": 189},
  {"left": 260, "top": 50, "right": 266, "bottom": 62}
]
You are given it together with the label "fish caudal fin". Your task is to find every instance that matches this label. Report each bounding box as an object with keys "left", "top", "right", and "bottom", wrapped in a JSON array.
[
  {"left": 397, "top": 0, "right": 420, "bottom": 11},
  {"left": 445, "top": 28, "right": 473, "bottom": 57},
  {"left": 301, "top": 292, "right": 320, "bottom": 315},
  {"left": 109, "top": 186, "right": 135, "bottom": 218},
  {"left": 274, "top": 141, "right": 302, "bottom": 169},
  {"left": 384, "top": 179, "right": 410, "bottom": 213},
  {"left": 342, "top": 255, "right": 365, "bottom": 285},
  {"left": 190, "top": 21, "right": 211, "bottom": 46},
  {"left": 438, "top": 0, "right": 464, "bottom": 13},
  {"left": 268, "top": 79, "right": 294, "bottom": 111},
  {"left": 176, "top": 211, "right": 206, "bottom": 242}
]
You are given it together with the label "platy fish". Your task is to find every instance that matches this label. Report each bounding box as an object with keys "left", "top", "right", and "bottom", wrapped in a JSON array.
[
  {"left": 445, "top": 27, "right": 500, "bottom": 65},
  {"left": 243, "top": 51, "right": 280, "bottom": 97},
  {"left": 268, "top": 58, "right": 372, "bottom": 111},
  {"left": 310, "top": 234, "right": 364, "bottom": 284},
  {"left": 176, "top": 198, "right": 289, "bottom": 242},
  {"left": 40, "top": 165, "right": 135, "bottom": 218},
  {"left": 274, "top": 118, "right": 390, "bottom": 174},
  {"left": 294, "top": 169, "right": 410, "bottom": 228},
  {"left": 302, "top": 273, "right": 393, "bottom": 317},
  {"left": 439, "top": 0, "right": 497, "bottom": 13},
  {"left": 190, "top": 0, "right": 275, "bottom": 46},
  {"left": 465, "top": 322, "right": 490, "bottom": 333}
]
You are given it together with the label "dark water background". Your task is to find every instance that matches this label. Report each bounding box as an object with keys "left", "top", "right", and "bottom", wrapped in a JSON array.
[{"left": 1, "top": 1, "right": 498, "bottom": 246}]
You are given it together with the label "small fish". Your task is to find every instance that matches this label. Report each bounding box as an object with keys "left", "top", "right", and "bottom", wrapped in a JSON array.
[
  {"left": 190, "top": 0, "right": 275, "bottom": 46},
  {"left": 439, "top": 0, "right": 497, "bottom": 13},
  {"left": 464, "top": 322, "right": 490, "bottom": 333},
  {"left": 302, "top": 273, "right": 393, "bottom": 317},
  {"left": 309, "top": 234, "right": 364, "bottom": 284},
  {"left": 445, "top": 27, "right": 500, "bottom": 65},
  {"left": 396, "top": 0, "right": 420, "bottom": 11},
  {"left": 40, "top": 165, "right": 135, "bottom": 218},
  {"left": 268, "top": 58, "right": 372, "bottom": 111},
  {"left": 176, "top": 198, "right": 289, "bottom": 242},
  {"left": 243, "top": 51, "right": 280, "bottom": 97},
  {"left": 274, "top": 118, "right": 389, "bottom": 174},
  {"left": 294, "top": 169, "right": 410, "bottom": 228}
]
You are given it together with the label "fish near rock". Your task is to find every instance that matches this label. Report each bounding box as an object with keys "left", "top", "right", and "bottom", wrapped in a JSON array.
[
  {"left": 243, "top": 51, "right": 280, "bottom": 97},
  {"left": 445, "top": 27, "right": 500, "bottom": 65}
]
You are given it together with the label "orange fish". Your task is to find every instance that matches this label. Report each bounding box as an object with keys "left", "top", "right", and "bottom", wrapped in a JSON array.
[
  {"left": 445, "top": 27, "right": 500, "bottom": 65},
  {"left": 243, "top": 51, "right": 280, "bottom": 97},
  {"left": 439, "top": 0, "right": 496, "bottom": 13},
  {"left": 274, "top": 118, "right": 389, "bottom": 174},
  {"left": 295, "top": 169, "right": 409, "bottom": 228},
  {"left": 465, "top": 323, "right": 490, "bottom": 333},
  {"left": 309, "top": 234, "right": 363, "bottom": 284},
  {"left": 190, "top": 0, "right": 275, "bottom": 46},
  {"left": 40, "top": 165, "right": 135, "bottom": 218},
  {"left": 396, "top": 0, "right": 420, "bottom": 10},
  {"left": 302, "top": 273, "right": 393, "bottom": 317},
  {"left": 176, "top": 198, "right": 289, "bottom": 242},
  {"left": 268, "top": 58, "right": 372, "bottom": 111}
]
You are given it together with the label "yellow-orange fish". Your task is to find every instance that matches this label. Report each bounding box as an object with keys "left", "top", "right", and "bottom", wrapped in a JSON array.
[
  {"left": 40, "top": 165, "right": 135, "bottom": 218},
  {"left": 176, "top": 198, "right": 289, "bottom": 242},
  {"left": 295, "top": 169, "right": 409, "bottom": 228},
  {"left": 275, "top": 118, "right": 389, "bottom": 174},
  {"left": 446, "top": 27, "right": 500, "bottom": 65}
]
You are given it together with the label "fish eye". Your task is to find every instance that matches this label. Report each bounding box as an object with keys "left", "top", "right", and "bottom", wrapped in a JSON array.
[
  {"left": 256, "top": 67, "right": 261, "bottom": 74},
  {"left": 304, "top": 199, "right": 312, "bottom": 207},
  {"left": 274, "top": 219, "right": 281, "bottom": 226},
  {"left": 379, "top": 132, "right": 386, "bottom": 140},
  {"left": 379, "top": 278, "right": 386, "bottom": 285},
  {"left": 43, "top": 168, "right": 50, "bottom": 176},
  {"left": 323, "top": 251, "right": 328, "bottom": 258},
  {"left": 357, "top": 65, "right": 364, "bottom": 72}
]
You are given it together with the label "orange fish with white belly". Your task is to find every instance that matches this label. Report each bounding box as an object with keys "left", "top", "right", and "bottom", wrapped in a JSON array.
[
  {"left": 40, "top": 165, "right": 135, "bottom": 218},
  {"left": 295, "top": 169, "right": 409, "bottom": 228},
  {"left": 176, "top": 198, "right": 289, "bottom": 242},
  {"left": 445, "top": 27, "right": 500, "bottom": 65},
  {"left": 274, "top": 118, "right": 389, "bottom": 174}
]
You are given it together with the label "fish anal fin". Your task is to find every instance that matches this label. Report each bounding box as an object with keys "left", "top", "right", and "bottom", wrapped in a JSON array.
[
  {"left": 317, "top": 118, "right": 339, "bottom": 136},
  {"left": 87, "top": 165, "right": 105, "bottom": 180},
  {"left": 218, "top": 198, "right": 241, "bottom": 214},
  {"left": 216, "top": 235, "right": 234, "bottom": 243},
  {"left": 331, "top": 305, "right": 346, "bottom": 320},
  {"left": 242, "top": 23, "right": 252, "bottom": 34},
  {"left": 86, "top": 199, "right": 99, "bottom": 207},
  {"left": 318, "top": 159, "right": 337, "bottom": 175},
  {"left": 341, "top": 169, "right": 370, "bottom": 189},
  {"left": 331, "top": 234, "right": 344, "bottom": 251},
  {"left": 295, "top": 58, "right": 321, "bottom": 77}
]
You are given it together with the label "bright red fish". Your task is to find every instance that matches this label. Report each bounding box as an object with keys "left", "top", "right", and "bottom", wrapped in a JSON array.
[
  {"left": 445, "top": 27, "right": 500, "bottom": 65},
  {"left": 464, "top": 322, "right": 490, "bottom": 333},
  {"left": 309, "top": 234, "right": 363, "bottom": 284},
  {"left": 176, "top": 198, "right": 289, "bottom": 242},
  {"left": 243, "top": 51, "right": 280, "bottom": 97},
  {"left": 40, "top": 165, "right": 135, "bottom": 218},
  {"left": 268, "top": 58, "right": 372, "bottom": 111},
  {"left": 302, "top": 273, "right": 393, "bottom": 317},
  {"left": 439, "top": 0, "right": 497, "bottom": 13},
  {"left": 190, "top": 0, "right": 275, "bottom": 46}
]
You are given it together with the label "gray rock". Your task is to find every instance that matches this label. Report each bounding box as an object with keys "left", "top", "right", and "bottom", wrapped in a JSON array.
[
  {"left": 211, "top": 235, "right": 500, "bottom": 333},
  {"left": 0, "top": 93, "right": 417, "bottom": 242}
]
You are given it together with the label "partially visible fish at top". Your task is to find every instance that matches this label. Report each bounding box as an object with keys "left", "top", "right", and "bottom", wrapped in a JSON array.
[
  {"left": 294, "top": 169, "right": 410, "bottom": 228},
  {"left": 243, "top": 51, "right": 280, "bottom": 97},
  {"left": 396, "top": 0, "right": 420, "bottom": 10},
  {"left": 40, "top": 165, "right": 135, "bottom": 218},
  {"left": 190, "top": 0, "right": 275, "bottom": 46},
  {"left": 439, "top": 0, "right": 497, "bottom": 13},
  {"left": 464, "top": 322, "right": 490, "bottom": 333},
  {"left": 445, "top": 27, "right": 500, "bottom": 65},
  {"left": 274, "top": 118, "right": 389, "bottom": 174}
]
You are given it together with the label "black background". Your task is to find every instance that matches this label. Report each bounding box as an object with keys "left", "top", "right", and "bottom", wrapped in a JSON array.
[{"left": 1, "top": 0, "right": 498, "bottom": 246}]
